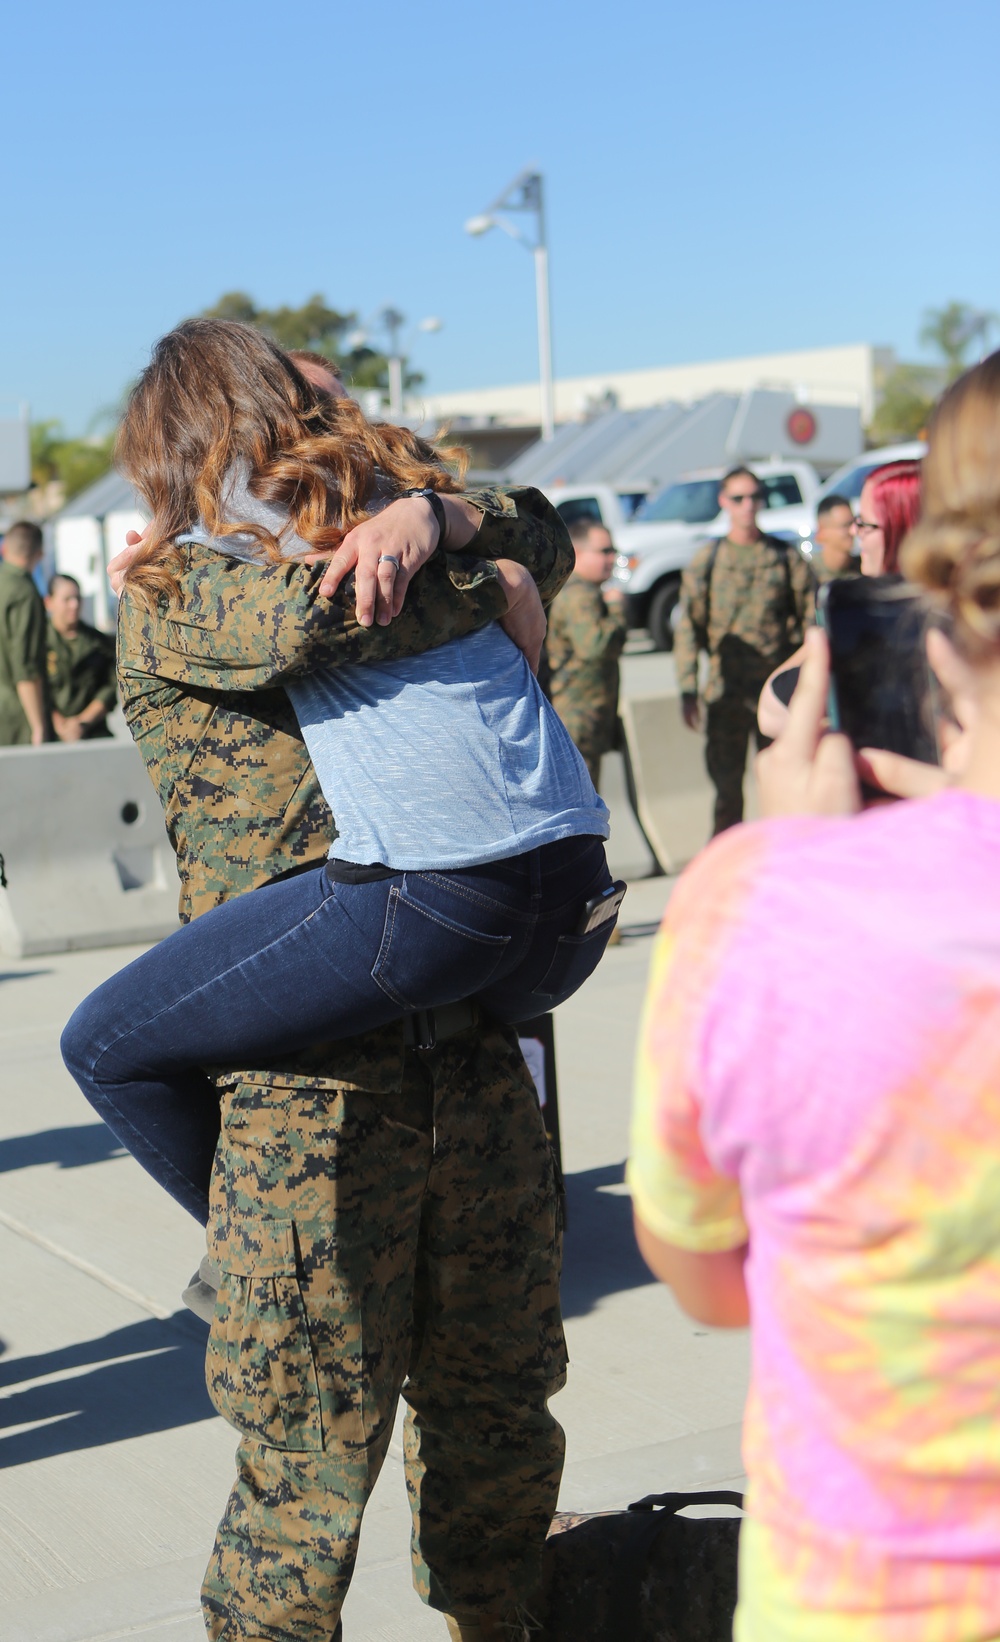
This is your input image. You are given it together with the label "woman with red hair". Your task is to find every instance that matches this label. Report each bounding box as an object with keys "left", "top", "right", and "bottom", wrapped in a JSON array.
[
  {"left": 853, "top": 458, "right": 923, "bottom": 575},
  {"left": 758, "top": 458, "right": 923, "bottom": 732}
]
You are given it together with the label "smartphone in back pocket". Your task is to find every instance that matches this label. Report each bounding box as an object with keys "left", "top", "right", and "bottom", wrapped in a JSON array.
[{"left": 817, "top": 576, "right": 940, "bottom": 766}]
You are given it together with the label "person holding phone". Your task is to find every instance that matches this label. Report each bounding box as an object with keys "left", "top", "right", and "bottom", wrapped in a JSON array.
[
  {"left": 629, "top": 350, "right": 1000, "bottom": 1642},
  {"left": 757, "top": 460, "right": 923, "bottom": 739}
]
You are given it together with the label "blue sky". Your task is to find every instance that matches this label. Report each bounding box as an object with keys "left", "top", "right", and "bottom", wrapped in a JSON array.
[{"left": 3, "top": 0, "right": 997, "bottom": 433}]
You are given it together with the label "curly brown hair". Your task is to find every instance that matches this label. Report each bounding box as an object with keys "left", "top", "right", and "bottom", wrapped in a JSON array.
[
  {"left": 116, "top": 319, "right": 467, "bottom": 607},
  {"left": 901, "top": 350, "right": 1000, "bottom": 662}
]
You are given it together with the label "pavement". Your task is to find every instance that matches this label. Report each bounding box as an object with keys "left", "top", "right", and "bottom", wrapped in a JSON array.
[{"left": 0, "top": 643, "right": 749, "bottom": 1642}]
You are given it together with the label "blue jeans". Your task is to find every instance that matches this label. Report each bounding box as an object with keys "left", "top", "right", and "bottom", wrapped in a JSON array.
[{"left": 62, "top": 834, "right": 615, "bottom": 1223}]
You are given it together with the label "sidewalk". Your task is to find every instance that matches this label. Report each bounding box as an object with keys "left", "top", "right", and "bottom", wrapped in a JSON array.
[{"left": 0, "top": 650, "right": 749, "bottom": 1642}]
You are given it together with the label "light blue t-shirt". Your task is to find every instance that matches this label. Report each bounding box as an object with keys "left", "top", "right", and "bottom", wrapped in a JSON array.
[{"left": 178, "top": 472, "right": 609, "bottom": 869}]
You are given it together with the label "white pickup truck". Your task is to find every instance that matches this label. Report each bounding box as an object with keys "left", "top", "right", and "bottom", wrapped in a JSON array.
[
  {"left": 545, "top": 463, "right": 820, "bottom": 651},
  {"left": 542, "top": 484, "right": 650, "bottom": 536}
]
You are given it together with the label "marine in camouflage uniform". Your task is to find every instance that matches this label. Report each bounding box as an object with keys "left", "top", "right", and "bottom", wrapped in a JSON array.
[
  {"left": 546, "top": 525, "right": 627, "bottom": 789},
  {"left": 115, "top": 487, "right": 574, "bottom": 1640},
  {"left": 811, "top": 555, "right": 856, "bottom": 587},
  {"left": 811, "top": 494, "right": 857, "bottom": 588},
  {"left": 674, "top": 531, "right": 814, "bottom": 834},
  {"left": 0, "top": 553, "right": 48, "bottom": 745},
  {"left": 46, "top": 618, "right": 117, "bottom": 737}
]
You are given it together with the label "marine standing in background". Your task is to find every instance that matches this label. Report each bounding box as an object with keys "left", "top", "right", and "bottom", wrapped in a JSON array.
[
  {"left": 0, "top": 520, "right": 49, "bottom": 746},
  {"left": 810, "top": 492, "right": 856, "bottom": 583},
  {"left": 674, "top": 465, "right": 814, "bottom": 835},
  {"left": 546, "top": 518, "right": 628, "bottom": 788},
  {"left": 45, "top": 572, "right": 117, "bottom": 740}
]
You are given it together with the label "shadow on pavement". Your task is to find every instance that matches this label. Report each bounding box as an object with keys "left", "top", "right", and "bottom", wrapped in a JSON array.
[
  {"left": 618, "top": 920, "right": 662, "bottom": 942},
  {"left": 0, "top": 969, "right": 51, "bottom": 985},
  {"left": 0, "top": 1312, "right": 214, "bottom": 1467},
  {"left": 0, "top": 1123, "right": 125, "bottom": 1174},
  {"left": 561, "top": 1161, "right": 655, "bottom": 1319}
]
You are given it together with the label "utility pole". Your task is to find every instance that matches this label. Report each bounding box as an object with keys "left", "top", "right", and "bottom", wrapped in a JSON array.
[{"left": 465, "top": 168, "right": 556, "bottom": 441}]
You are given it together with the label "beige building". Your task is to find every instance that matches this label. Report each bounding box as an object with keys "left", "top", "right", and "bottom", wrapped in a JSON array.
[{"left": 416, "top": 342, "right": 894, "bottom": 436}]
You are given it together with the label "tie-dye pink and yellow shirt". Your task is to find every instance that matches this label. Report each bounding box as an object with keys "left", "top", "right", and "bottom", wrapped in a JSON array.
[{"left": 628, "top": 791, "right": 1000, "bottom": 1642}]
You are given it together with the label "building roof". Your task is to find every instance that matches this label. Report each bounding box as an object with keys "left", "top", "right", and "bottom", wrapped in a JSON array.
[
  {"left": 55, "top": 469, "right": 142, "bottom": 521},
  {"left": 505, "top": 389, "right": 863, "bottom": 489}
]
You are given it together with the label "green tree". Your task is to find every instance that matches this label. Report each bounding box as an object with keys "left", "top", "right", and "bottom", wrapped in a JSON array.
[
  {"left": 919, "top": 301, "right": 997, "bottom": 382},
  {"left": 199, "top": 292, "right": 422, "bottom": 397},
  {"left": 867, "top": 364, "right": 937, "bottom": 445},
  {"left": 30, "top": 421, "right": 115, "bottom": 502},
  {"left": 868, "top": 300, "right": 998, "bottom": 444}
]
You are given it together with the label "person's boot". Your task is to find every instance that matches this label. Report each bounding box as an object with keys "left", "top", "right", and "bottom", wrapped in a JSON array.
[{"left": 181, "top": 1253, "right": 221, "bottom": 1324}]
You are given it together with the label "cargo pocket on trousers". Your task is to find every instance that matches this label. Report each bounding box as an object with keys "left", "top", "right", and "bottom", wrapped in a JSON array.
[
  {"left": 372, "top": 884, "right": 510, "bottom": 1011},
  {"left": 206, "top": 1217, "right": 323, "bottom": 1452}
]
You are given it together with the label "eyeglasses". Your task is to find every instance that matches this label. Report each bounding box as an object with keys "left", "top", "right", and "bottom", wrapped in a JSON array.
[
  {"left": 853, "top": 517, "right": 883, "bottom": 535},
  {"left": 726, "top": 491, "right": 764, "bottom": 504}
]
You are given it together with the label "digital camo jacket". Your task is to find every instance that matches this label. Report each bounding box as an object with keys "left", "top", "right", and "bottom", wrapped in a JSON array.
[
  {"left": 546, "top": 573, "right": 628, "bottom": 767},
  {"left": 46, "top": 619, "right": 117, "bottom": 732},
  {"left": 673, "top": 533, "right": 815, "bottom": 707},
  {"left": 117, "top": 486, "right": 573, "bottom": 925}
]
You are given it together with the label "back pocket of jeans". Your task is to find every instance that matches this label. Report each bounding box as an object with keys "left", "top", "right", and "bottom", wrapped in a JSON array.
[
  {"left": 372, "top": 885, "right": 510, "bottom": 1011},
  {"left": 531, "top": 922, "right": 614, "bottom": 1004}
]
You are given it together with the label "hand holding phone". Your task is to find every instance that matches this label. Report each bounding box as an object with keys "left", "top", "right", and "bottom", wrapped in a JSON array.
[{"left": 817, "top": 578, "right": 940, "bottom": 768}]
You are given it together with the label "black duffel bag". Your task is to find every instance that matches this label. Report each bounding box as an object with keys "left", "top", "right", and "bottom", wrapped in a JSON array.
[{"left": 541, "top": 1488, "right": 742, "bottom": 1642}]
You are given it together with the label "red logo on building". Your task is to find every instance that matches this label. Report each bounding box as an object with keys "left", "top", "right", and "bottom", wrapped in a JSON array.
[{"left": 786, "top": 407, "right": 817, "bottom": 445}]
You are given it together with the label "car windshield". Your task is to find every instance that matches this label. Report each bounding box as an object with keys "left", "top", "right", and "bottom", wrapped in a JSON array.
[
  {"left": 636, "top": 479, "right": 721, "bottom": 524},
  {"left": 760, "top": 474, "right": 803, "bottom": 509},
  {"left": 820, "top": 461, "right": 883, "bottom": 506},
  {"left": 617, "top": 492, "right": 647, "bottom": 519},
  {"left": 555, "top": 497, "right": 603, "bottom": 529}
]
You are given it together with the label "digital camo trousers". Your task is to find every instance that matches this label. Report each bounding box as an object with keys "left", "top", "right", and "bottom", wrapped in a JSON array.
[
  {"left": 705, "top": 697, "right": 770, "bottom": 835},
  {"left": 200, "top": 1022, "right": 568, "bottom": 1640}
]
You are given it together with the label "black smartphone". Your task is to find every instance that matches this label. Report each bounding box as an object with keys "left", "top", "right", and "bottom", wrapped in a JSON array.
[
  {"left": 817, "top": 577, "right": 940, "bottom": 766},
  {"left": 577, "top": 881, "right": 627, "bottom": 935}
]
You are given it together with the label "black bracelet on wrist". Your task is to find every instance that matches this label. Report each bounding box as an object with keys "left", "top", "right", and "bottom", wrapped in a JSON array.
[{"left": 403, "top": 486, "right": 448, "bottom": 549}]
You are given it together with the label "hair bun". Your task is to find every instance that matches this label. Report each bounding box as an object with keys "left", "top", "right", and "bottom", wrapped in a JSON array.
[{"left": 903, "top": 517, "right": 1000, "bottom": 654}]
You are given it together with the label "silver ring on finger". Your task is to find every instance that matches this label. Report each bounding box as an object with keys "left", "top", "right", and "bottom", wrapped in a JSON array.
[{"left": 377, "top": 554, "right": 401, "bottom": 570}]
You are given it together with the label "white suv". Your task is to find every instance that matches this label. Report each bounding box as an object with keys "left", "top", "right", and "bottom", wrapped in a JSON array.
[{"left": 610, "top": 460, "right": 821, "bottom": 651}]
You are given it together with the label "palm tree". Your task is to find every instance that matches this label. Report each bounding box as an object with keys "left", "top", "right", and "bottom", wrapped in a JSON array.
[{"left": 919, "top": 302, "right": 997, "bottom": 380}]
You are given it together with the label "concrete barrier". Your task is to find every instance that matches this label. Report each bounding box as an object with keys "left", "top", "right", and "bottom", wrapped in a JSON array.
[
  {"left": 619, "top": 693, "right": 714, "bottom": 873},
  {"left": 618, "top": 693, "right": 763, "bottom": 873},
  {"left": 597, "top": 748, "right": 659, "bottom": 881},
  {"left": 0, "top": 741, "right": 180, "bottom": 957}
]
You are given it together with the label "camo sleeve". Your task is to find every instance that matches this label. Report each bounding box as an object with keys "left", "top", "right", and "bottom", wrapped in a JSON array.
[
  {"left": 119, "top": 489, "right": 571, "bottom": 693},
  {"left": 673, "top": 542, "right": 713, "bottom": 696},
  {"left": 788, "top": 546, "right": 817, "bottom": 639},
  {"left": 465, "top": 487, "right": 574, "bottom": 606}
]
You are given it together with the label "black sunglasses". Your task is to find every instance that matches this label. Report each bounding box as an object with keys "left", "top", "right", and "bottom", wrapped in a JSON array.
[{"left": 726, "top": 490, "right": 765, "bottom": 504}]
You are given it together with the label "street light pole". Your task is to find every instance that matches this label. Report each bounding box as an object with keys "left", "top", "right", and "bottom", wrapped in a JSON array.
[
  {"left": 349, "top": 310, "right": 442, "bottom": 420},
  {"left": 380, "top": 306, "right": 406, "bottom": 419},
  {"left": 531, "top": 178, "right": 555, "bottom": 444},
  {"left": 465, "top": 168, "right": 556, "bottom": 441}
]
